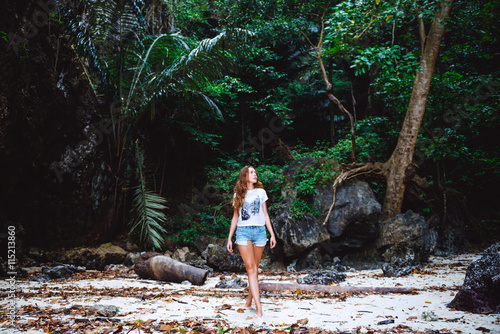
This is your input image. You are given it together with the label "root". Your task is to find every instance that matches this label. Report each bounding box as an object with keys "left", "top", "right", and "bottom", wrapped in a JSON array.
[{"left": 323, "top": 162, "right": 385, "bottom": 226}]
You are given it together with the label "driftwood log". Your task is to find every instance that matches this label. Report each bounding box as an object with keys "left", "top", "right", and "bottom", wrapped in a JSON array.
[
  {"left": 260, "top": 282, "right": 415, "bottom": 294},
  {"left": 134, "top": 252, "right": 208, "bottom": 286}
]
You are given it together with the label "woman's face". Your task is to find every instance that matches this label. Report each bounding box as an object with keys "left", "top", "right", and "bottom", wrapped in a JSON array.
[{"left": 247, "top": 167, "right": 258, "bottom": 184}]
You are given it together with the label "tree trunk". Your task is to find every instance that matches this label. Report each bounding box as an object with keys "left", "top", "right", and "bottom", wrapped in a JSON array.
[
  {"left": 134, "top": 252, "right": 208, "bottom": 286},
  {"left": 382, "top": 0, "right": 454, "bottom": 220},
  {"left": 259, "top": 282, "right": 415, "bottom": 294}
]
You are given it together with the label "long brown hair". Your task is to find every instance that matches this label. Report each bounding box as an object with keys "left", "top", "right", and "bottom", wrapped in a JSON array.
[{"left": 233, "top": 166, "right": 263, "bottom": 212}]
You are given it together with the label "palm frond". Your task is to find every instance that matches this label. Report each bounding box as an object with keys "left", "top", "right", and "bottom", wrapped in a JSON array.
[
  {"left": 142, "top": 29, "right": 254, "bottom": 112},
  {"left": 55, "top": 1, "right": 108, "bottom": 92},
  {"left": 129, "top": 143, "right": 168, "bottom": 251},
  {"left": 89, "top": 0, "right": 146, "bottom": 50},
  {"left": 123, "top": 33, "right": 188, "bottom": 113}
]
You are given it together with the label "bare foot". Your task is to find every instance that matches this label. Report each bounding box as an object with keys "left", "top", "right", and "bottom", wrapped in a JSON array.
[
  {"left": 255, "top": 308, "right": 263, "bottom": 317},
  {"left": 243, "top": 296, "right": 252, "bottom": 309}
]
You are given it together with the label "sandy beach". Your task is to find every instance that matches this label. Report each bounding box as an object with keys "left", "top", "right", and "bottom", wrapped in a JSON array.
[{"left": 1, "top": 252, "right": 499, "bottom": 333}]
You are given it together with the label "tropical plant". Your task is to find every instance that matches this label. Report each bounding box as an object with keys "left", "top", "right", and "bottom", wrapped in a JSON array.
[
  {"left": 129, "top": 142, "right": 168, "bottom": 250},
  {"left": 55, "top": 0, "right": 253, "bottom": 249}
]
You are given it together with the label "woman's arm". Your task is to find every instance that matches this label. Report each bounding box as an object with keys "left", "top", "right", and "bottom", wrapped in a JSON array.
[
  {"left": 227, "top": 208, "right": 239, "bottom": 253},
  {"left": 262, "top": 201, "right": 276, "bottom": 249}
]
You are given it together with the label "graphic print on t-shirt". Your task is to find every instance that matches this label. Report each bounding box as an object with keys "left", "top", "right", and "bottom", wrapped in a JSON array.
[{"left": 241, "top": 197, "right": 261, "bottom": 221}]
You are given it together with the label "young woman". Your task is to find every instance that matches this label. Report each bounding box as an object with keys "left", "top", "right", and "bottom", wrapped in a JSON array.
[{"left": 226, "top": 166, "right": 276, "bottom": 318}]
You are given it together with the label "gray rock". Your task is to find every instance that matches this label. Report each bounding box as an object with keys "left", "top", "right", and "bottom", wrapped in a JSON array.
[
  {"left": 447, "top": 242, "right": 500, "bottom": 314},
  {"left": 29, "top": 274, "right": 52, "bottom": 282},
  {"left": 193, "top": 235, "right": 226, "bottom": 254},
  {"left": 215, "top": 277, "right": 248, "bottom": 289},
  {"left": 202, "top": 244, "right": 245, "bottom": 272},
  {"left": 296, "top": 247, "right": 323, "bottom": 271},
  {"left": 382, "top": 262, "right": 418, "bottom": 277},
  {"left": 319, "top": 179, "right": 382, "bottom": 254},
  {"left": 172, "top": 247, "right": 195, "bottom": 262},
  {"left": 42, "top": 264, "right": 85, "bottom": 279},
  {"left": 104, "top": 264, "right": 127, "bottom": 271},
  {"left": 267, "top": 158, "right": 383, "bottom": 260},
  {"left": 271, "top": 158, "right": 333, "bottom": 258},
  {"left": 297, "top": 270, "right": 346, "bottom": 285},
  {"left": 124, "top": 252, "right": 140, "bottom": 267},
  {"left": 59, "top": 244, "right": 128, "bottom": 270},
  {"left": 377, "top": 210, "right": 437, "bottom": 269},
  {"left": 433, "top": 198, "right": 474, "bottom": 255},
  {"left": 89, "top": 304, "right": 118, "bottom": 317},
  {"left": 273, "top": 211, "right": 330, "bottom": 258},
  {"left": 421, "top": 310, "right": 438, "bottom": 321}
]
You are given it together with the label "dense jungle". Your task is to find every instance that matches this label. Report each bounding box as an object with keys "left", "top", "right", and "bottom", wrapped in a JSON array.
[{"left": 0, "top": 0, "right": 499, "bottom": 263}]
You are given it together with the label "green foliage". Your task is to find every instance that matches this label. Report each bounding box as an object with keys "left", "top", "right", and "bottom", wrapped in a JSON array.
[
  {"left": 129, "top": 185, "right": 168, "bottom": 250},
  {"left": 172, "top": 0, "right": 210, "bottom": 35},
  {"left": 354, "top": 116, "right": 400, "bottom": 161},
  {"left": 293, "top": 159, "right": 337, "bottom": 193},
  {"left": 178, "top": 122, "right": 222, "bottom": 146},
  {"left": 129, "top": 144, "right": 168, "bottom": 251},
  {"left": 0, "top": 31, "right": 8, "bottom": 43},
  {"left": 290, "top": 198, "right": 319, "bottom": 220},
  {"left": 169, "top": 212, "right": 230, "bottom": 246},
  {"left": 50, "top": 0, "right": 500, "bottom": 245},
  {"left": 165, "top": 158, "right": 286, "bottom": 246},
  {"left": 217, "top": 322, "right": 228, "bottom": 334},
  {"left": 208, "top": 158, "right": 285, "bottom": 197},
  {"left": 442, "top": 0, "right": 500, "bottom": 74}
]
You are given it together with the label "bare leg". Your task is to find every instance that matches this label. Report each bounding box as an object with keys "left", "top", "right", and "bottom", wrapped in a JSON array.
[
  {"left": 238, "top": 241, "right": 265, "bottom": 317},
  {"left": 243, "top": 243, "right": 265, "bottom": 308}
]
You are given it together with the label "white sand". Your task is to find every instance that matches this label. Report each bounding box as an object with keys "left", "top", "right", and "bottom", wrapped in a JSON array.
[{"left": 2, "top": 252, "right": 499, "bottom": 333}]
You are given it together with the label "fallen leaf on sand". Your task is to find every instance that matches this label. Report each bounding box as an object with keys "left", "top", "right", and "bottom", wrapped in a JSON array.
[
  {"left": 297, "top": 318, "right": 309, "bottom": 325},
  {"left": 273, "top": 330, "right": 287, "bottom": 334},
  {"left": 160, "top": 324, "right": 173, "bottom": 331},
  {"left": 237, "top": 308, "right": 245, "bottom": 313},
  {"left": 240, "top": 328, "right": 257, "bottom": 334}
]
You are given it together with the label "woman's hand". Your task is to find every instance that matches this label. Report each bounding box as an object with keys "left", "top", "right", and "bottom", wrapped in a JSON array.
[
  {"left": 226, "top": 239, "right": 233, "bottom": 253},
  {"left": 269, "top": 235, "right": 276, "bottom": 249}
]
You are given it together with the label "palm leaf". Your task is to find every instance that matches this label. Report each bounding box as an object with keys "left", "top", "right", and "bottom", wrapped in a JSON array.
[
  {"left": 55, "top": 1, "right": 108, "bottom": 93},
  {"left": 129, "top": 143, "right": 168, "bottom": 250},
  {"left": 142, "top": 29, "right": 254, "bottom": 115}
]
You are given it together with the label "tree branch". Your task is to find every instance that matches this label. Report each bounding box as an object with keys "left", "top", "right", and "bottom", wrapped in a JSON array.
[{"left": 417, "top": 6, "right": 427, "bottom": 54}]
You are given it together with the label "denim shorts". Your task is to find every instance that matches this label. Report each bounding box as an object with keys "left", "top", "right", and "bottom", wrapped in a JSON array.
[{"left": 236, "top": 225, "right": 267, "bottom": 247}]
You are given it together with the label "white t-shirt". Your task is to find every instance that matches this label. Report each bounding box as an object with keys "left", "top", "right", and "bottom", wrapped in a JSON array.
[{"left": 235, "top": 188, "right": 268, "bottom": 226}]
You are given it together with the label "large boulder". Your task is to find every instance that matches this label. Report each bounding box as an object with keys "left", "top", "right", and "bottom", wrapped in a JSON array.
[
  {"left": 193, "top": 235, "right": 226, "bottom": 254},
  {"left": 201, "top": 244, "right": 245, "bottom": 272},
  {"left": 273, "top": 211, "right": 330, "bottom": 258},
  {"left": 271, "top": 158, "right": 333, "bottom": 258},
  {"left": 319, "top": 178, "right": 382, "bottom": 254},
  {"left": 447, "top": 243, "right": 500, "bottom": 313},
  {"left": 58, "top": 244, "right": 128, "bottom": 270},
  {"left": 433, "top": 196, "right": 475, "bottom": 255},
  {"left": 296, "top": 247, "right": 323, "bottom": 271},
  {"left": 377, "top": 210, "right": 437, "bottom": 276},
  {"left": 297, "top": 270, "right": 347, "bottom": 285},
  {"left": 272, "top": 158, "right": 383, "bottom": 259}
]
